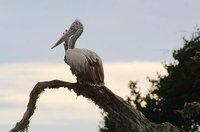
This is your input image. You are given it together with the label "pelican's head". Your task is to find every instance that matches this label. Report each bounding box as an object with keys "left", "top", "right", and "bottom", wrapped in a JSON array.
[{"left": 51, "top": 20, "right": 83, "bottom": 49}]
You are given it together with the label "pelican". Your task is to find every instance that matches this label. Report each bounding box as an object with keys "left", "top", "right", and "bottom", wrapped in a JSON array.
[{"left": 51, "top": 20, "right": 104, "bottom": 86}]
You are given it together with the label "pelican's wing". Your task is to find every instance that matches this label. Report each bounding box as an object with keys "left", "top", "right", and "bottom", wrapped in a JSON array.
[
  {"left": 81, "top": 49, "right": 102, "bottom": 65},
  {"left": 81, "top": 49, "right": 104, "bottom": 83}
]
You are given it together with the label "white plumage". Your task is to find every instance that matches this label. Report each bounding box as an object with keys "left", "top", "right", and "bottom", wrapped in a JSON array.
[{"left": 51, "top": 20, "right": 104, "bottom": 86}]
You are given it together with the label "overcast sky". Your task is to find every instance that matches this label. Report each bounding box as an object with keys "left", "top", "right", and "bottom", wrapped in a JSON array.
[
  {"left": 1, "top": 0, "right": 200, "bottom": 132},
  {"left": 1, "top": 0, "right": 200, "bottom": 63}
]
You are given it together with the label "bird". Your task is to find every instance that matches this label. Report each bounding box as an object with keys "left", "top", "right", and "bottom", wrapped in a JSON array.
[{"left": 51, "top": 20, "right": 104, "bottom": 86}]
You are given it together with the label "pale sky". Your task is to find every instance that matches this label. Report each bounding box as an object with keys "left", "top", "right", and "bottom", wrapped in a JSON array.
[
  {"left": 0, "top": 62, "right": 166, "bottom": 132},
  {"left": 1, "top": 0, "right": 200, "bottom": 132},
  {"left": 1, "top": 0, "right": 200, "bottom": 63}
]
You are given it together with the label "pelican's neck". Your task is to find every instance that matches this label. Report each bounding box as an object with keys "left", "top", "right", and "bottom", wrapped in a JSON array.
[
  {"left": 68, "top": 25, "right": 83, "bottom": 49},
  {"left": 63, "top": 42, "right": 68, "bottom": 50}
]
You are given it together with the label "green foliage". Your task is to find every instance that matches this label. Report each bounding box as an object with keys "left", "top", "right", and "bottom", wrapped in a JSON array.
[
  {"left": 99, "top": 30, "right": 200, "bottom": 132},
  {"left": 99, "top": 113, "right": 131, "bottom": 132},
  {"left": 143, "top": 31, "right": 200, "bottom": 131}
]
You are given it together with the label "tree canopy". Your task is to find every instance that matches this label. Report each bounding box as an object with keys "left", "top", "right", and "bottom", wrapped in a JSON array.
[{"left": 99, "top": 30, "right": 200, "bottom": 131}]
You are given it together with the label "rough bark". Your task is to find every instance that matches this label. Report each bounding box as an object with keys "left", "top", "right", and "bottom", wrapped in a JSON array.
[{"left": 9, "top": 80, "right": 183, "bottom": 132}]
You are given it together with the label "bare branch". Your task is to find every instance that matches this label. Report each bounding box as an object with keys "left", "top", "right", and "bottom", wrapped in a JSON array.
[{"left": 9, "top": 80, "right": 182, "bottom": 132}]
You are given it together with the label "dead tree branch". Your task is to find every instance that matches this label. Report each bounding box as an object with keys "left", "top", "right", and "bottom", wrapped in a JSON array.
[
  {"left": 10, "top": 80, "right": 182, "bottom": 132},
  {"left": 175, "top": 102, "right": 200, "bottom": 119}
]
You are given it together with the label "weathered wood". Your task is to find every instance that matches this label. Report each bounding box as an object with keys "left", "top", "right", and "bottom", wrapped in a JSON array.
[{"left": 9, "top": 80, "right": 182, "bottom": 132}]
